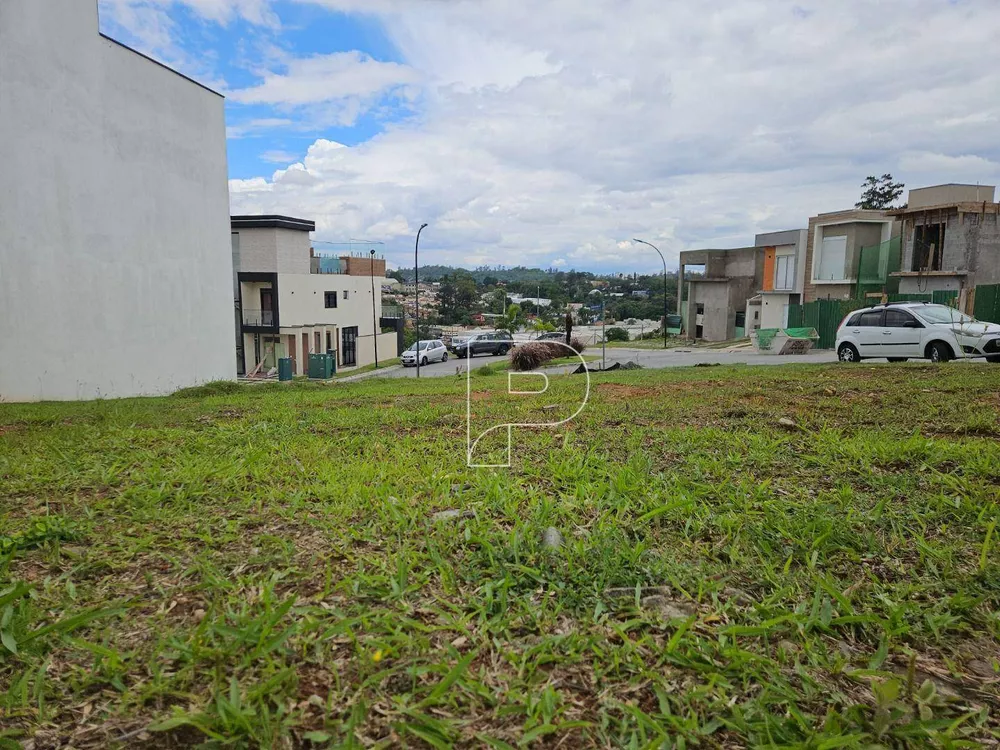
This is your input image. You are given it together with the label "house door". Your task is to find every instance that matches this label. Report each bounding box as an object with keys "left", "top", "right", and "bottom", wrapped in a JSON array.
[
  {"left": 259, "top": 288, "right": 274, "bottom": 326},
  {"left": 287, "top": 335, "right": 297, "bottom": 374},
  {"left": 302, "top": 333, "right": 309, "bottom": 374},
  {"left": 342, "top": 326, "right": 358, "bottom": 366}
]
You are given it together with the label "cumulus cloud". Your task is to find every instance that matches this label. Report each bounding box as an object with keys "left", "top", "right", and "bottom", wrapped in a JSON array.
[
  {"left": 229, "top": 51, "right": 419, "bottom": 107},
  {"left": 115, "top": 0, "right": 1000, "bottom": 274}
]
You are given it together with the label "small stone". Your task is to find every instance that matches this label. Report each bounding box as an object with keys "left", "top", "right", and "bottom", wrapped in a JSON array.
[
  {"left": 778, "top": 417, "right": 797, "bottom": 429},
  {"left": 430, "top": 509, "right": 475, "bottom": 522},
  {"left": 640, "top": 595, "right": 694, "bottom": 620},
  {"left": 778, "top": 640, "right": 799, "bottom": 654},
  {"left": 450, "top": 635, "right": 469, "bottom": 648},
  {"left": 193, "top": 608, "right": 206, "bottom": 622},
  {"left": 542, "top": 527, "right": 563, "bottom": 550},
  {"left": 823, "top": 387, "right": 836, "bottom": 396},
  {"left": 968, "top": 659, "right": 996, "bottom": 678},
  {"left": 722, "top": 586, "right": 753, "bottom": 605}
]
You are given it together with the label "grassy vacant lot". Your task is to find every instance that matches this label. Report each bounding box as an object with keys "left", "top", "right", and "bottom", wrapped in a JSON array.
[{"left": 2, "top": 363, "right": 1000, "bottom": 748}]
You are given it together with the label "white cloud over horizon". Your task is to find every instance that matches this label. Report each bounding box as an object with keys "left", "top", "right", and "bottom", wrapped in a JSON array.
[{"left": 105, "top": 0, "right": 1000, "bottom": 274}]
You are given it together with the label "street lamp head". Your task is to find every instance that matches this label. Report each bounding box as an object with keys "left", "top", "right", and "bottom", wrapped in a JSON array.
[
  {"left": 419, "top": 223, "right": 428, "bottom": 230},
  {"left": 370, "top": 248, "right": 375, "bottom": 256}
]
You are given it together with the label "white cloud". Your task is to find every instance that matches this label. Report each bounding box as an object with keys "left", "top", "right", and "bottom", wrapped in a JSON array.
[
  {"left": 259, "top": 150, "right": 302, "bottom": 164},
  {"left": 229, "top": 51, "right": 419, "bottom": 106},
  {"left": 217, "top": 0, "right": 1000, "bottom": 273}
]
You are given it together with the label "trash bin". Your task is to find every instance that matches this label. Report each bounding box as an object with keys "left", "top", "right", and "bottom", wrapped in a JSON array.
[
  {"left": 278, "top": 357, "right": 293, "bottom": 381},
  {"left": 308, "top": 353, "right": 335, "bottom": 379}
]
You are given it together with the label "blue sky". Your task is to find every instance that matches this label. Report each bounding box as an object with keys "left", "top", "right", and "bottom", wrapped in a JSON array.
[{"left": 97, "top": 0, "right": 1000, "bottom": 274}]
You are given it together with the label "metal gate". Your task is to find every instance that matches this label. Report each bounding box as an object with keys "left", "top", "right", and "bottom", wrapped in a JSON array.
[
  {"left": 341, "top": 326, "right": 358, "bottom": 366},
  {"left": 974, "top": 284, "right": 1000, "bottom": 323}
]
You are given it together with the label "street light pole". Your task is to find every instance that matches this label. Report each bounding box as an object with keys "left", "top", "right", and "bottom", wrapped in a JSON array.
[
  {"left": 370, "top": 248, "right": 379, "bottom": 369},
  {"left": 601, "top": 293, "right": 606, "bottom": 370},
  {"left": 633, "top": 238, "right": 668, "bottom": 350},
  {"left": 414, "top": 223, "right": 428, "bottom": 379}
]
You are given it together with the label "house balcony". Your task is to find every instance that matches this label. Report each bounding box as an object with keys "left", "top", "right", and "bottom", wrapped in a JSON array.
[{"left": 242, "top": 308, "right": 276, "bottom": 328}]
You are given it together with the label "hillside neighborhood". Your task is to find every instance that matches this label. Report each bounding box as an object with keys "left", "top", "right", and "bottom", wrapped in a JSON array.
[{"left": 2, "top": 1, "right": 1000, "bottom": 748}]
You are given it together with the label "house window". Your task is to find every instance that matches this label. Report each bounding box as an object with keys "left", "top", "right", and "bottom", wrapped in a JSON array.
[
  {"left": 815, "top": 235, "right": 848, "bottom": 281},
  {"left": 343, "top": 290, "right": 350, "bottom": 300},
  {"left": 325, "top": 291, "right": 338, "bottom": 308},
  {"left": 774, "top": 254, "right": 795, "bottom": 290}
]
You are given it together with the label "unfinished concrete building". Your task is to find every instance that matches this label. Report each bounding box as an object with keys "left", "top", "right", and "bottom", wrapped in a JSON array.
[
  {"left": 679, "top": 247, "right": 763, "bottom": 341},
  {"left": 887, "top": 184, "right": 1000, "bottom": 303}
]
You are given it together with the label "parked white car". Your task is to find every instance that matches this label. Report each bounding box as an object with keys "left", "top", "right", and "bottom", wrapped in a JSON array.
[
  {"left": 835, "top": 302, "right": 1000, "bottom": 363},
  {"left": 401, "top": 340, "right": 449, "bottom": 367}
]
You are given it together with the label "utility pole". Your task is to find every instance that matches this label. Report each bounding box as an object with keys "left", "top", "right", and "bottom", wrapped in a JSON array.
[
  {"left": 414, "top": 223, "right": 428, "bottom": 378},
  {"left": 633, "top": 238, "right": 668, "bottom": 350},
  {"left": 370, "top": 248, "right": 379, "bottom": 369}
]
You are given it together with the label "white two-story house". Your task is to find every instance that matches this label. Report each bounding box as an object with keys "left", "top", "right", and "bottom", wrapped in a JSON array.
[{"left": 231, "top": 216, "right": 396, "bottom": 376}]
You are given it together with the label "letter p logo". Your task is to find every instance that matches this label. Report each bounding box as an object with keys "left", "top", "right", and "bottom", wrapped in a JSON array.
[{"left": 466, "top": 342, "right": 590, "bottom": 467}]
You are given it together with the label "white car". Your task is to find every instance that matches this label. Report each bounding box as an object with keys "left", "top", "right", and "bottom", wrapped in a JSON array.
[
  {"left": 400, "top": 339, "right": 449, "bottom": 367},
  {"left": 835, "top": 302, "right": 1000, "bottom": 364}
]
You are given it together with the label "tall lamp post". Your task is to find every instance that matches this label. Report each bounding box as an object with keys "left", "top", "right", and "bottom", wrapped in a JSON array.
[
  {"left": 633, "top": 238, "right": 668, "bottom": 350},
  {"left": 369, "top": 248, "right": 379, "bottom": 369},
  {"left": 414, "top": 223, "right": 428, "bottom": 379}
]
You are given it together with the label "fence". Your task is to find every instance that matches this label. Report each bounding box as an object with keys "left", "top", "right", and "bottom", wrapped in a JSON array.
[
  {"left": 788, "top": 284, "right": 1000, "bottom": 350},
  {"left": 974, "top": 284, "right": 1000, "bottom": 324}
]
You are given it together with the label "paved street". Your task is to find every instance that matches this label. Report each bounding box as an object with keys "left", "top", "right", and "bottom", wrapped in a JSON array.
[{"left": 364, "top": 347, "right": 839, "bottom": 379}]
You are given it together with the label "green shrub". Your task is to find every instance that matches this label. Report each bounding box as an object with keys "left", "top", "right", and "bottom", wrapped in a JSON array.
[
  {"left": 510, "top": 342, "right": 559, "bottom": 371},
  {"left": 0, "top": 516, "right": 77, "bottom": 557},
  {"left": 605, "top": 327, "right": 630, "bottom": 342}
]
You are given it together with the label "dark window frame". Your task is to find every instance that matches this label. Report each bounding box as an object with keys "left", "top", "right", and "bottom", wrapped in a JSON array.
[
  {"left": 325, "top": 291, "right": 338, "bottom": 308},
  {"left": 884, "top": 309, "right": 923, "bottom": 328},
  {"left": 858, "top": 311, "right": 884, "bottom": 327}
]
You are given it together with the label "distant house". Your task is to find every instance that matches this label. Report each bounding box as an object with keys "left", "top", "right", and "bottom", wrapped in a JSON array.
[
  {"left": 802, "top": 209, "right": 898, "bottom": 302},
  {"left": 679, "top": 247, "right": 763, "bottom": 341},
  {"left": 745, "top": 228, "right": 808, "bottom": 331},
  {"left": 887, "top": 183, "right": 999, "bottom": 303},
  {"left": 232, "top": 216, "right": 396, "bottom": 375},
  {"left": 631, "top": 290, "right": 651, "bottom": 299},
  {"left": 1, "top": 0, "right": 233, "bottom": 400}
]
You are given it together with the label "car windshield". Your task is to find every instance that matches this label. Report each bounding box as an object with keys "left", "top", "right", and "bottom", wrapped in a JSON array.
[
  {"left": 913, "top": 305, "right": 976, "bottom": 325},
  {"left": 406, "top": 342, "right": 431, "bottom": 351}
]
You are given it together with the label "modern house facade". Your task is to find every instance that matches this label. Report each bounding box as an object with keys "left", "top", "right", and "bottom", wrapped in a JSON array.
[
  {"left": 232, "top": 216, "right": 396, "bottom": 376},
  {"left": 746, "top": 229, "right": 808, "bottom": 331},
  {"left": 679, "top": 247, "right": 763, "bottom": 341},
  {"left": 802, "top": 209, "right": 899, "bottom": 302},
  {"left": 0, "top": 0, "right": 234, "bottom": 401},
  {"left": 887, "top": 184, "right": 1000, "bottom": 301}
]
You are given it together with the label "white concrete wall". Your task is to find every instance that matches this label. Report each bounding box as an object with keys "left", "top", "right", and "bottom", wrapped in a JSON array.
[
  {"left": 357, "top": 332, "right": 400, "bottom": 369},
  {"left": 760, "top": 294, "right": 791, "bottom": 329},
  {"left": 277, "top": 274, "right": 386, "bottom": 334},
  {"left": 0, "top": 0, "right": 233, "bottom": 400}
]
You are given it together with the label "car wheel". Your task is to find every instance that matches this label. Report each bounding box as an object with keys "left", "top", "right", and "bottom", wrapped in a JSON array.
[
  {"left": 987, "top": 354, "right": 1000, "bottom": 364},
  {"left": 421, "top": 356, "right": 429, "bottom": 366},
  {"left": 442, "top": 352, "right": 448, "bottom": 362},
  {"left": 928, "top": 342, "right": 951, "bottom": 363},
  {"left": 886, "top": 357, "right": 908, "bottom": 363},
  {"left": 497, "top": 345, "right": 509, "bottom": 355},
  {"left": 838, "top": 343, "right": 859, "bottom": 362}
]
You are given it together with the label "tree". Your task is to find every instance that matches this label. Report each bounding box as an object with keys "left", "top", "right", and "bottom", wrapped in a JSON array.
[
  {"left": 498, "top": 304, "right": 521, "bottom": 334},
  {"left": 855, "top": 174, "right": 904, "bottom": 210}
]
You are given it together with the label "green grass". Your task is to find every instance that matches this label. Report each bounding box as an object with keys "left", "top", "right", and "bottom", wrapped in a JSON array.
[{"left": 2, "top": 363, "right": 1000, "bottom": 747}]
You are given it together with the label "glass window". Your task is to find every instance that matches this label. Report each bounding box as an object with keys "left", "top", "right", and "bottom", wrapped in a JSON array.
[
  {"left": 343, "top": 290, "right": 350, "bottom": 300},
  {"left": 816, "top": 235, "right": 848, "bottom": 281},
  {"left": 846, "top": 313, "right": 863, "bottom": 327},
  {"left": 913, "top": 304, "right": 974, "bottom": 324},
  {"left": 774, "top": 254, "right": 795, "bottom": 290},
  {"left": 884, "top": 309, "right": 920, "bottom": 328},
  {"left": 858, "top": 311, "right": 883, "bottom": 327},
  {"left": 324, "top": 291, "right": 337, "bottom": 308}
]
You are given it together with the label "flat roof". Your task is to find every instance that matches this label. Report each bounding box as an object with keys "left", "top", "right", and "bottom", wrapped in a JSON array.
[{"left": 231, "top": 215, "right": 316, "bottom": 232}]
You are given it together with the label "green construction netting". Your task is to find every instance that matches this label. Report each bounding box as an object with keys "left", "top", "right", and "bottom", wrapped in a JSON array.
[{"left": 755, "top": 327, "right": 819, "bottom": 350}]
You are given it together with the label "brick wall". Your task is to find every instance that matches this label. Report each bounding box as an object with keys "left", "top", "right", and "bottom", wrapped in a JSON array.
[{"left": 340, "top": 256, "right": 387, "bottom": 277}]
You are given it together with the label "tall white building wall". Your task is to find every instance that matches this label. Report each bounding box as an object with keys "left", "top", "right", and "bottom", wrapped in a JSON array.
[{"left": 0, "top": 0, "right": 234, "bottom": 401}]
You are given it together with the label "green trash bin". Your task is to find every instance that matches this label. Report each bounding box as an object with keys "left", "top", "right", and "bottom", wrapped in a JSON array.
[
  {"left": 308, "top": 353, "right": 335, "bottom": 379},
  {"left": 277, "top": 357, "right": 293, "bottom": 382}
]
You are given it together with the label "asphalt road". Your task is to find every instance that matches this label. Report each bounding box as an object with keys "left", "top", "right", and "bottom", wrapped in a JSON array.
[{"left": 369, "top": 347, "right": 840, "bottom": 379}]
